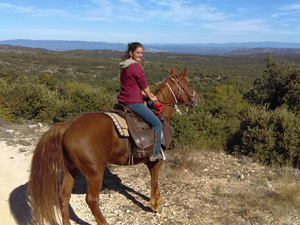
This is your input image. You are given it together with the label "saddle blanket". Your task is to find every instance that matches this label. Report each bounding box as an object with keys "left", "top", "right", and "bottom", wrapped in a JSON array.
[{"left": 103, "top": 112, "right": 129, "bottom": 137}]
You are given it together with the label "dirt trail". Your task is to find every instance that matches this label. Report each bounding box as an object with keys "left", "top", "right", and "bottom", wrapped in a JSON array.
[
  {"left": 2, "top": 120, "right": 300, "bottom": 225},
  {"left": 0, "top": 141, "right": 32, "bottom": 224}
]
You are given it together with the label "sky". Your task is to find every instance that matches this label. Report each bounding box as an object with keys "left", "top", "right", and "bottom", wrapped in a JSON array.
[{"left": 1, "top": 0, "right": 300, "bottom": 44}]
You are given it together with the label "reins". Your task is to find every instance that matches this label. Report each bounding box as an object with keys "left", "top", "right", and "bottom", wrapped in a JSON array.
[{"left": 164, "top": 81, "right": 182, "bottom": 114}]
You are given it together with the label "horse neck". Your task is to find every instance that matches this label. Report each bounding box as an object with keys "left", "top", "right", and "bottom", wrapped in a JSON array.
[{"left": 155, "top": 83, "right": 176, "bottom": 122}]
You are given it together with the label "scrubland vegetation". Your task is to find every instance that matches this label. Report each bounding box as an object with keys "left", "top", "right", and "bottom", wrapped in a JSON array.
[{"left": 1, "top": 45, "right": 300, "bottom": 169}]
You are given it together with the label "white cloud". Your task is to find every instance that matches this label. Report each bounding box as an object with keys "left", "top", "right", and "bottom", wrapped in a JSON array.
[
  {"left": 0, "top": 1, "right": 227, "bottom": 25},
  {"left": 0, "top": 2, "right": 70, "bottom": 17},
  {"left": 0, "top": 3, "right": 32, "bottom": 13},
  {"left": 272, "top": 4, "right": 300, "bottom": 17},
  {"left": 204, "top": 19, "right": 269, "bottom": 33},
  {"left": 280, "top": 4, "right": 300, "bottom": 11},
  {"left": 145, "top": 1, "right": 227, "bottom": 22}
]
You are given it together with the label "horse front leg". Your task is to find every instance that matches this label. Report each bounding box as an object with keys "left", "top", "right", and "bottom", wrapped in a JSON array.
[{"left": 146, "top": 160, "right": 163, "bottom": 211}]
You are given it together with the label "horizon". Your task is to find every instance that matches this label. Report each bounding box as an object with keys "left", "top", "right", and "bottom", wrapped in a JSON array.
[
  {"left": 0, "top": 1, "right": 300, "bottom": 44},
  {"left": 2, "top": 39, "right": 300, "bottom": 46}
]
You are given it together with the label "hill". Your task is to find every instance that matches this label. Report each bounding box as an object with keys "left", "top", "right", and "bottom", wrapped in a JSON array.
[
  {"left": 1, "top": 39, "right": 300, "bottom": 56},
  {"left": 1, "top": 44, "right": 300, "bottom": 95}
]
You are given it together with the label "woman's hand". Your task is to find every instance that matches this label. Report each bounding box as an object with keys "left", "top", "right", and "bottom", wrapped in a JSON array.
[
  {"left": 149, "top": 93, "right": 158, "bottom": 101},
  {"left": 143, "top": 87, "right": 158, "bottom": 101}
]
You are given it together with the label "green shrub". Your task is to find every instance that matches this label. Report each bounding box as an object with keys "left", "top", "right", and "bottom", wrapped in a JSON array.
[
  {"left": 0, "top": 74, "right": 115, "bottom": 123},
  {"left": 64, "top": 81, "right": 113, "bottom": 114},
  {"left": 272, "top": 107, "right": 300, "bottom": 167},
  {"left": 37, "top": 73, "right": 59, "bottom": 91},
  {"left": 170, "top": 111, "right": 200, "bottom": 147},
  {"left": 9, "top": 80, "right": 62, "bottom": 121},
  {"left": 198, "top": 111, "right": 240, "bottom": 150},
  {"left": 0, "top": 106, "right": 14, "bottom": 122},
  {"left": 206, "top": 84, "right": 248, "bottom": 118},
  {"left": 1, "top": 76, "right": 65, "bottom": 122},
  {"left": 227, "top": 105, "right": 300, "bottom": 167},
  {"left": 169, "top": 106, "right": 241, "bottom": 151},
  {"left": 247, "top": 54, "right": 300, "bottom": 114}
]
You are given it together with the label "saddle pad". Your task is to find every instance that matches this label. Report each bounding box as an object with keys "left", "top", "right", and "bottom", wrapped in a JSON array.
[{"left": 103, "top": 112, "right": 129, "bottom": 137}]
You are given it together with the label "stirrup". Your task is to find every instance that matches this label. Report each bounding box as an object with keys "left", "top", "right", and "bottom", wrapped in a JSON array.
[
  {"left": 161, "top": 148, "right": 166, "bottom": 160},
  {"left": 149, "top": 154, "right": 163, "bottom": 162}
]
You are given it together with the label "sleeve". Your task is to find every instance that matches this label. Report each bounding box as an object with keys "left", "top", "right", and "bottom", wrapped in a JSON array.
[{"left": 133, "top": 63, "right": 148, "bottom": 90}]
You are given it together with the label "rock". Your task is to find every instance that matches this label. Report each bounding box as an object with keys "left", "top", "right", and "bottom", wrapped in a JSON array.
[
  {"left": 238, "top": 155, "right": 254, "bottom": 164},
  {"left": 239, "top": 173, "right": 245, "bottom": 180},
  {"left": 5, "top": 130, "right": 14, "bottom": 134},
  {"left": 266, "top": 181, "right": 273, "bottom": 189},
  {"left": 28, "top": 124, "right": 39, "bottom": 129}
]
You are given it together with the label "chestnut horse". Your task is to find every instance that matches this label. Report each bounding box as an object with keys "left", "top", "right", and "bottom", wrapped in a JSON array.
[{"left": 28, "top": 67, "right": 199, "bottom": 225}]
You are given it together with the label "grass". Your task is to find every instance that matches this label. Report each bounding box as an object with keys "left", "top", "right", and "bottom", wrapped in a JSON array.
[
  {"left": 164, "top": 145, "right": 198, "bottom": 171},
  {"left": 159, "top": 146, "right": 300, "bottom": 224},
  {"left": 276, "top": 171, "right": 300, "bottom": 207}
]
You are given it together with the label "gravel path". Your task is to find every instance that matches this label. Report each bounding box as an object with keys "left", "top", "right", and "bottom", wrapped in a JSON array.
[
  {"left": 2, "top": 120, "right": 300, "bottom": 225},
  {"left": 0, "top": 141, "right": 32, "bottom": 225}
]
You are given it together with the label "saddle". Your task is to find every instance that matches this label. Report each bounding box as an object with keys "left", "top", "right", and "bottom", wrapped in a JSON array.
[{"left": 107, "top": 102, "right": 174, "bottom": 159}]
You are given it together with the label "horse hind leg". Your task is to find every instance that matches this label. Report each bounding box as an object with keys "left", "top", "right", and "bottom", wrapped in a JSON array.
[
  {"left": 85, "top": 169, "right": 109, "bottom": 225},
  {"left": 59, "top": 165, "right": 78, "bottom": 225}
]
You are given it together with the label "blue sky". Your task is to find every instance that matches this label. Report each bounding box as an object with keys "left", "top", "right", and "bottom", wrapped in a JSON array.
[{"left": 1, "top": 0, "right": 300, "bottom": 44}]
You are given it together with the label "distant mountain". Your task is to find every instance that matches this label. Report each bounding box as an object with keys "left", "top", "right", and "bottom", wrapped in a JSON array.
[
  {"left": 0, "top": 39, "right": 126, "bottom": 51},
  {"left": 228, "top": 47, "right": 300, "bottom": 55},
  {"left": 1, "top": 39, "right": 300, "bottom": 56}
]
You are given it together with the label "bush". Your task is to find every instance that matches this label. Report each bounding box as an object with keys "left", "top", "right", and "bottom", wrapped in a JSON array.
[
  {"left": 198, "top": 111, "right": 240, "bottom": 150},
  {"left": 227, "top": 105, "right": 300, "bottom": 168},
  {"left": 36, "top": 73, "right": 59, "bottom": 91},
  {"left": 64, "top": 81, "right": 113, "bottom": 114},
  {"left": 169, "top": 106, "right": 241, "bottom": 151},
  {"left": 1, "top": 77, "right": 63, "bottom": 121},
  {"left": 247, "top": 54, "right": 300, "bottom": 113},
  {"left": 206, "top": 84, "right": 248, "bottom": 118},
  {"left": 0, "top": 74, "right": 115, "bottom": 123},
  {"left": 0, "top": 106, "right": 14, "bottom": 122},
  {"left": 170, "top": 111, "right": 200, "bottom": 147}
]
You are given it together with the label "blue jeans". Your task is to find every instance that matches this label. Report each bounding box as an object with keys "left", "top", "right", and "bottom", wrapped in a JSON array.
[{"left": 126, "top": 103, "right": 161, "bottom": 156}]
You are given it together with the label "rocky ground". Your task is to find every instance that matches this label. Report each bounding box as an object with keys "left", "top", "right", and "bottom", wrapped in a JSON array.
[{"left": 1, "top": 118, "right": 300, "bottom": 225}]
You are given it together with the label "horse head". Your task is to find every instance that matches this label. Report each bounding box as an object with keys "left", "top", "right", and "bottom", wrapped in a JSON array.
[
  {"left": 168, "top": 66, "right": 199, "bottom": 107},
  {"left": 155, "top": 66, "right": 199, "bottom": 120}
]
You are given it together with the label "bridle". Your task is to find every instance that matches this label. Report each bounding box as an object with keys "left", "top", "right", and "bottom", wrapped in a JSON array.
[{"left": 160, "top": 76, "right": 197, "bottom": 114}]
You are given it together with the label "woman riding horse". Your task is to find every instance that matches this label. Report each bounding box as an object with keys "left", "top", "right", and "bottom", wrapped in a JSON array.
[
  {"left": 28, "top": 57, "right": 199, "bottom": 225},
  {"left": 118, "top": 42, "right": 163, "bottom": 161}
]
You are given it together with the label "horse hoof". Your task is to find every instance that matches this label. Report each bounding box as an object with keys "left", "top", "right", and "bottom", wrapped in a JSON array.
[
  {"left": 151, "top": 203, "right": 160, "bottom": 212},
  {"left": 157, "top": 197, "right": 163, "bottom": 204},
  {"left": 155, "top": 207, "right": 163, "bottom": 214}
]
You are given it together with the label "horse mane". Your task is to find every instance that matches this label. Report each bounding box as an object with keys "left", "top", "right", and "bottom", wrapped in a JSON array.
[{"left": 155, "top": 66, "right": 188, "bottom": 94}]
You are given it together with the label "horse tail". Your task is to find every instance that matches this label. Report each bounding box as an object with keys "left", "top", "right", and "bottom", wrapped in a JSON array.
[{"left": 28, "top": 122, "right": 68, "bottom": 224}]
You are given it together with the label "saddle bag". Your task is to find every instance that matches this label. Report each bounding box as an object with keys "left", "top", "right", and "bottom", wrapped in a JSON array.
[
  {"left": 125, "top": 112, "right": 158, "bottom": 158},
  {"left": 157, "top": 113, "right": 174, "bottom": 149}
]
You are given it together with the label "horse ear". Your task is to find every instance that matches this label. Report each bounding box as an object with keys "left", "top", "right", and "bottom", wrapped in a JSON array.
[
  {"left": 170, "top": 66, "right": 176, "bottom": 75},
  {"left": 178, "top": 67, "right": 187, "bottom": 80}
]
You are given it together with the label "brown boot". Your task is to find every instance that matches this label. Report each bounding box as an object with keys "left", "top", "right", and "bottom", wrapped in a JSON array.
[{"left": 149, "top": 153, "right": 163, "bottom": 162}]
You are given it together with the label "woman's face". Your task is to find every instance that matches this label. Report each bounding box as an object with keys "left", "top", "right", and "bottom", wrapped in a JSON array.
[{"left": 130, "top": 47, "right": 143, "bottom": 62}]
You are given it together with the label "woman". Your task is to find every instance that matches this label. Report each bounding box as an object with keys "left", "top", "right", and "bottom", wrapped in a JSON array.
[{"left": 118, "top": 42, "right": 163, "bottom": 161}]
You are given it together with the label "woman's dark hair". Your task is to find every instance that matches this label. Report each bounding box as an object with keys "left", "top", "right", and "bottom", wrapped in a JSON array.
[{"left": 121, "top": 42, "right": 143, "bottom": 61}]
